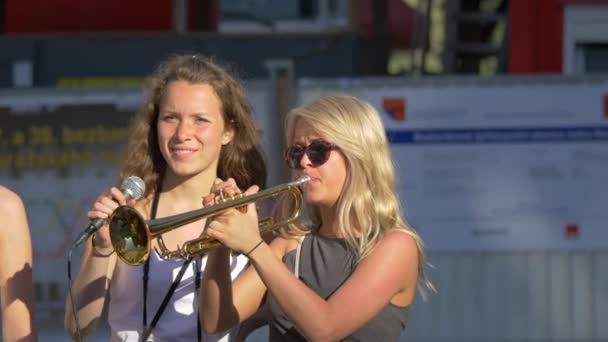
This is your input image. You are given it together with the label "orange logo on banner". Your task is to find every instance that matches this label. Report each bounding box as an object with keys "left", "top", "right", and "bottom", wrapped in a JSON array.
[{"left": 382, "top": 98, "right": 407, "bottom": 121}]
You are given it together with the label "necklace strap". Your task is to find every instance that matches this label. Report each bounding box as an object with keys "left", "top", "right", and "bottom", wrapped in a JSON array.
[{"left": 142, "top": 189, "right": 161, "bottom": 328}]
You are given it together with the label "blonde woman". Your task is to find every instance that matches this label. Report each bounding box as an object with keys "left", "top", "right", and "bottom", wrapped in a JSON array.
[
  {"left": 0, "top": 186, "right": 37, "bottom": 341},
  {"left": 200, "top": 95, "right": 433, "bottom": 341}
]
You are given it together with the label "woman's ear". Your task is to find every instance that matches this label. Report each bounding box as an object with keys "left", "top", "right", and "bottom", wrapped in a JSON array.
[{"left": 222, "top": 127, "right": 235, "bottom": 145}]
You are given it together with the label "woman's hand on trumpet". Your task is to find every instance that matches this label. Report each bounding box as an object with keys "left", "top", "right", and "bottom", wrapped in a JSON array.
[
  {"left": 203, "top": 178, "right": 263, "bottom": 255},
  {"left": 88, "top": 187, "right": 137, "bottom": 252}
]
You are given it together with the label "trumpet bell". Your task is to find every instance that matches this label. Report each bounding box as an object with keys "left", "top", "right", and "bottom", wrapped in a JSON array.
[{"left": 109, "top": 206, "right": 151, "bottom": 265}]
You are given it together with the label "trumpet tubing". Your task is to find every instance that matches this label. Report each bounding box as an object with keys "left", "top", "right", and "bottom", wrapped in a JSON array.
[{"left": 108, "top": 176, "right": 310, "bottom": 266}]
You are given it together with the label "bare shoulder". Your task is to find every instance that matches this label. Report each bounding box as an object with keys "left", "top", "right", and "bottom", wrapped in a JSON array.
[
  {"left": 383, "top": 229, "right": 418, "bottom": 247},
  {"left": 0, "top": 186, "right": 30, "bottom": 246},
  {"left": 0, "top": 186, "right": 26, "bottom": 239},
  {"left": 0, "top": 186, "right": 26, "bottom": 216},
  {"left": 372, "top": 229, "right": 419, "bottom": 262},
  {"left": 362, "top": 229, "right": 420, "bottom": 291}
]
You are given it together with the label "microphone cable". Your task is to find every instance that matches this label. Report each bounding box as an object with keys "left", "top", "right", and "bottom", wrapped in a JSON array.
[{"left": 67, "top": 245, "right": 83, "bottom": 342}]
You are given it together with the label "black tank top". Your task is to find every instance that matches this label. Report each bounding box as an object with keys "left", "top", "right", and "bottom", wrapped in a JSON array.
[{"left": 267, "top": 234, "right": 410, "bottom": 341}]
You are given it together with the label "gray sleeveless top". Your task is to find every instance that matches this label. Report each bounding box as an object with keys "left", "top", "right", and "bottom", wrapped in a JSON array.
[{"left": 267, "top": 234, "right": 410, "bottom": 342}]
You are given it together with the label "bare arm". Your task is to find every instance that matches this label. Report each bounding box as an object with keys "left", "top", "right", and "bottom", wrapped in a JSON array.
[
  {"left": 64, "top": 235, "right": 117, "bottom": 340},
  {"left": 199, "top": 182, "right": 284, "bottom": 334},
  {"left": 199, "top": 247, "right": 237, "bottom": 333},
  {"left": 233, "top": 228, "right": 278, "bottom": 342},
  {"left": 234, "top": 300, "right": 269, "bottom": 342},
  {"left": 64, "top": 187, "right": 133, "bottom": 340},
  {"left": 0, "top": 186, "right": 37, "bottom": 342},
  {"left": 200, "top": 242, "right": 277, "bottom": 334},
  {"left": 199, "top": 182, "right": 256, "bottom": 333}
]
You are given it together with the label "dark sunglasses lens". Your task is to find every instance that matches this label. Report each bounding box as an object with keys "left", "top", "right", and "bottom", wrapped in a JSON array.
[
  {"left": 286, "top": 146, "right": 305, "bottom": 169},
  {"left": 307, "top": 141, "right": 331, "bottom": 166}
]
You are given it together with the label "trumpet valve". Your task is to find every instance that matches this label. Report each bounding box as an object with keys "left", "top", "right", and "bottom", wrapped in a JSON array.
[{"left": 218, "top": 191, "right": 247, "bottom": 213}]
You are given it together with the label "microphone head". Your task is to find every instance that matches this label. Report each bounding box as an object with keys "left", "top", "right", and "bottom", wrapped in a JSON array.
[{"left": 120, "top": 176, "right": 146, "bottom": 201}]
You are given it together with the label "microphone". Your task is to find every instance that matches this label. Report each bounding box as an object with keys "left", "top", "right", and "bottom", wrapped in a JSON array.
[{"left": 71, "top": 176, "right": 145, "bottom": 248}]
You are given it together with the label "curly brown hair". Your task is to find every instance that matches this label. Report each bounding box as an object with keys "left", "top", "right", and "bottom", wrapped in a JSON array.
[{"left": 120, "top": 54, "right": 267, "bottom": 195}]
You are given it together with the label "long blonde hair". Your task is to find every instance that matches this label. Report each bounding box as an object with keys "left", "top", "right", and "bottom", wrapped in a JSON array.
[{"left": 284, "top": 95, "right": 434, "bottom": 296}]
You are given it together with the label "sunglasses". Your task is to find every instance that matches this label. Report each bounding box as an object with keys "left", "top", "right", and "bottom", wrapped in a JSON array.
[{"left": 284, "top": 139, "right": 338, "bottom": 170}]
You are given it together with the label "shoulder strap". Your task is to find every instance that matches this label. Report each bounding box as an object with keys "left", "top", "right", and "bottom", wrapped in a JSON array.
[{"left": 294, "top": 235, "right": 305, "bottom": 279}]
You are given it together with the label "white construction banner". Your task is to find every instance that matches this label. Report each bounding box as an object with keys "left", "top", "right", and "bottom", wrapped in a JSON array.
[{"left": 300, "top": 77, "right": 608, "bottom": 251}]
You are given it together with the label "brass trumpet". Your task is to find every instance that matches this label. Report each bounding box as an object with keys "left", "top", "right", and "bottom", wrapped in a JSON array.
[{"left": 108, "top": 176, "right": 310, "bottom": 266}]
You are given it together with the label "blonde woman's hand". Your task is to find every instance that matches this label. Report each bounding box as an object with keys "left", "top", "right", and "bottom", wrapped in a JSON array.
[{"left": 204, "top": 180, "right": 261, "bottom": 255}]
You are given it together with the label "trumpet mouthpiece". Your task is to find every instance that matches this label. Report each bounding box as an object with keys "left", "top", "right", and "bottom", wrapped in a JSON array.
[{"left": 294, "top": 176, "right": 311, "bottom": 186}]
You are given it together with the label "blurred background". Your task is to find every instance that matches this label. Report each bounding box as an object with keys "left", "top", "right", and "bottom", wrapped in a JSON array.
[{"left": 0, "top": 0, "right": 607, "bottom": 341}]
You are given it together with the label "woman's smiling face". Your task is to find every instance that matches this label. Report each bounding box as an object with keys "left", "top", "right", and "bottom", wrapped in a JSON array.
[{"left": 157, "top": 81, "right": 233, "bottom": 179}]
